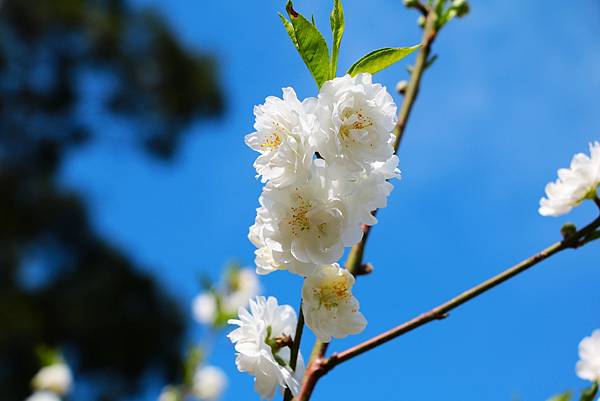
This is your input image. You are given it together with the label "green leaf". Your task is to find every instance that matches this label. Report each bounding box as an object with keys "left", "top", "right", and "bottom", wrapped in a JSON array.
[
  {"left": 579, "top": 382, "right": 598, "bottom": 401},
  {"left": 286, "top": 0, "right": 331, "bottom": 88},
  {"left": 183, "top": 346, "right": 203, "bottom": 387},
  {"left": 547, "top": 392, "right": 572, "bottom": 401},
  {"left": 347, "top": 45, "right": 421, "bottom": 76},
  {"left": 330, "top": 0, "right": 345, "bottom": 77},
  {"left": 279, "top": 13, "right": 298, "bottom": 50}
]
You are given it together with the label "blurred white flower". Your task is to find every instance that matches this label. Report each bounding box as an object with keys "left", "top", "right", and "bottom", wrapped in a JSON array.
[
  {"left": 314, "top": 73, "right": 397, "bottom": 173},
  {"left": 577, "top": 329, "right": 600, "bottom": 382},
  {"left": 539, "top": 142, "right": 600, "bottom": 216},
  {"left": 228, "top": 296, "right": 304, "bottom": 400},
  {"left": 245, "top": 87, "right": 317, "bottom": 188},
  {"left": 192, "top": 365, "right": 228, "bottom": 401},
  {"left": 31, "top": 363, "right": 72, "bottom": 395},
  {"left": 193, "top": 293, "right": 217, "bottom": 325},
  {"left": 223, "top": 268, "right": 260, "bottom": 312},
  {"left": 25, "top": 391, "right": 61, "bottom": 401},
  {"left": 158, "top": 386, "right": 179, "bottom": 401},
  {"left": 302, "top": 264, "right": 366, "bottom": 342}
]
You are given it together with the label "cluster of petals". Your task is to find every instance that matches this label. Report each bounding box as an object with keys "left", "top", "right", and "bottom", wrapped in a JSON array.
[
  {"left": 539, "top": 142, "right": 600, "bottom": 217},
  {"left": 246, "top": 74, "right": 399, "bottom": 277},
  {"left": 302, "top": 263, "right": 367, "bottom": 342},
  {"left": 576, "top": 329, "right": 600, "bottom": 382},
  {"left": 228, "top": 296, "right": 305, "bottom": 400}
]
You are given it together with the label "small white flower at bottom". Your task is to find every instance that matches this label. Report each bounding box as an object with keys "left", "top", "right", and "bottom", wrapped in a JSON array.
[
  {"left": 158, "top": 386, "right": 179, "bottom": 401},
  {"left": 302, "top": 264, "right": 367, "bottom": 342},
  {"left": 539, "top": 142, "right": 600, "bottom": 217},
  {"left": 228, "top": 296, "right": 304, "bottom": 400},
  {"left": 25, "top": 391, "right": 61, "bottom": 401},
  {"left": 31, "top": 363, "right": 73, "bottom": 396},
  {"left": 576, "top": 329, "right": 600, "bottom": 382},
  {"left": 192, "top": 365, "right": 228, "bottom": 401}
]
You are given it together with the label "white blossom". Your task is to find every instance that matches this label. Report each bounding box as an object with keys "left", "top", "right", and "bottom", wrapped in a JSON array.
[
  {"left": 302, "top": 264, "right": 366, "bottom": 342},
  {"left": 192, "top": 293, "right": 217, "bottom": 325},
  {"left": 192, "top": 365, "right": 228, "bottom": 401},
  {"left": 255, "top": 161, "right": 364, "bottom": 272},
  {"left": 314, "top": 73, "right": 397, "bottom": 173},
  {"left": 158, "top": 386, "right": 179, "bottom": 401},
  {"left": 249, "top": 212, "right": 318, "bottom": 277},
  {"left": 25, "top": 392, "right": 61, "bottom": 401},
  {"left": 223, "top": 268, "right": 261, "bottom": 312},
  {"left": 228, "top": 296, "right": 304, "bottom": 400},
  {"left": 31, "top": 363, "right": 72, "bottom": 396},
  {"left": 576, "top": 329, "right": 600, "bottom": 382},
  {"left": 539, "top": 142, "right": 600, "bottom": 217},
  {"left": 245, "top": 88, "right": 317, "bottom": 188}
]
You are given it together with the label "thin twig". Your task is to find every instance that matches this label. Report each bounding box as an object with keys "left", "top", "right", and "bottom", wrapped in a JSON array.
[
  {"left": 283, "top": 304, "right": 305, "bottom": 401},
  {"left": 299, "top": 215, "right": 600, "bottom": 397},
  {"left": 594, "top": 196, "right": 600, "bottom": 210},
  {"left": 345, "top": 0, "right": 438, "bottom": 276}
]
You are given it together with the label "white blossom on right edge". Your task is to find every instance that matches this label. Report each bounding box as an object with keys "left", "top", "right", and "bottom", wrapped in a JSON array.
[
  {"left": 302, "top": 263, "right": 366, "bottom": 342},
  {"left": 228, "top": 296, "right": 305, "bottom": 400},
  {"left": 313, "top": 73, "right": 397, "bottom": 174},
  {"left": 576, "top": 329, "right": 600, "bottom": 382},
  {"left": 539, "top": 141, "right": 600, "bottom": 217}
]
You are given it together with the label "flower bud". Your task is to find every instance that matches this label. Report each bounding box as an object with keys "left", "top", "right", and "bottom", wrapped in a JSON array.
[{"left": 395, "top": 80, "right": 408, "bottom": 95}]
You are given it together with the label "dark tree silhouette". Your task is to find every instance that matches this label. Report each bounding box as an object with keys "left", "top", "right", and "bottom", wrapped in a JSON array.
[{"left": 0, "top": 0, "right": 224, "bottom": 399}]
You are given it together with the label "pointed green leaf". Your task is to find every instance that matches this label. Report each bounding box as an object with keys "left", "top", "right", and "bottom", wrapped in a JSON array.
[
  {"left": 579, "top": 382, "right": 598, "bottom": 401},
  {"left": 286, "top": 0, "right": 330, "bottom": 88},
  {"left": 347, "top": 45, "right": 421, "bottom": 76},
  {"left": 330, "top": 0, "right": 345, "bottom": 77},
  {"left": 547, "top": 392, "right": 572, "bottom": 401},
  {"left": 279, "top": 13, "right": 298, "bottom": 49}
]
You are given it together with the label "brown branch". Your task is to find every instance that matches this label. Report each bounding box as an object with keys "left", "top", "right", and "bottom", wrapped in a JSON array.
[{"left": 297, "top": 215, "right": 600, "bottom": 400}]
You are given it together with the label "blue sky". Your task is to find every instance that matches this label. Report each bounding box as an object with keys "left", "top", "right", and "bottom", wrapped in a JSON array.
[{"left": 61, "top": 1, "right": 600, "bottom": 400}]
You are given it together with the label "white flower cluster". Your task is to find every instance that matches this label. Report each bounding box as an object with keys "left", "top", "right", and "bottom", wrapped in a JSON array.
[
  {"left": 247, "top": 73, "right": 399, "bottom": 277},
  {"left": 230, "top": 73, "right": 399, "bottom": 399},
  {"left": 539, "top": 142, "right": 600, "bottom": 217},
  {"left": 25, "top": 362, "right": 73, "bottom": 401}
]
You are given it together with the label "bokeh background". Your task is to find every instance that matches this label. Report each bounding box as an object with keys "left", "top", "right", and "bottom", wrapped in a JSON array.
[{"left": 2, "top": 0, "right": 600, "bottom": 400}]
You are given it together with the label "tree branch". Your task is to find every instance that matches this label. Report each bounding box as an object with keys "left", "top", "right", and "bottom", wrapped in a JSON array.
[
  {"left": 298, "top": 214, "right": 600, "bottom": 399},
  {"left": 594, "top": 195, "right": 600, "bottom": 210}
]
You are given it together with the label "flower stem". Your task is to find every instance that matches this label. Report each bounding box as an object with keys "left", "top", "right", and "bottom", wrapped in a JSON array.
[
  {"left": 283, "top": 303, "right": 305, "bottom": 401},
  {"left": 297, "top": 215, "right": 600, "bottom": 400}
]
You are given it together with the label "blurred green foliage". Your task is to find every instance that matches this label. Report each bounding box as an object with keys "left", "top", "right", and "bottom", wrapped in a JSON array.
[{"left": 0, "top": 0, "right": 224, "bottom": 399}]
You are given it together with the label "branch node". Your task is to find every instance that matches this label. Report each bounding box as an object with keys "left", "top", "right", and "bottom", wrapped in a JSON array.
[{"left": 355, "top": 262, "right": 374, "bottom": 276}]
